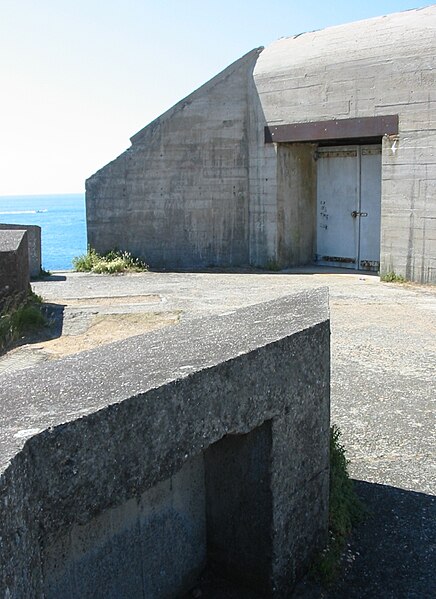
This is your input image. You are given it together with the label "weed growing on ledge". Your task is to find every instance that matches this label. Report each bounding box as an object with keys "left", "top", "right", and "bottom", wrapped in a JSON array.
[
  {"left": 73, "top": 247, "right": 148, "bottom": 274},
  {"left": 265, "top": 259, "right": 281, "bottom": 271},
  {"left": 0, "top": 291, "right": 46, "bottom": 353},
  {"left": 311, "top": 425, "right": 365, "bottom": 585},
  {"left": 380, "top": 271, "right": 406, "bottom": 283}
]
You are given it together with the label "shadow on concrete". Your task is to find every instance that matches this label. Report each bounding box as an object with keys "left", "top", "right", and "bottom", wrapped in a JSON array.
[
  {"left": 186, "top": 481, "right": 436, "bottom": 598},
  {"left": 294, "top": 480, "right": 435, "bottom": 599},
  {"left": 332, "top": 480, "right": 435, "bottom": 598},
  {"left": 149, "top": 265, "right": 379, "bottom": 278},
  {"left": 279, "top": 267, "right": 378, "bottom": 277},
  {"left": 0, "top": 302, "right": 65, "bottom": 368},
  {"left": 31, "top": 274, "right": 67, "bottom": 282},
  {"left": 182, "top": 569, "right": 263, "bottom": 598},
  {"left": 9, "top": 302, "right": 66, "bottom": 351},
  {"left": 41, "top": 302, "right": 65, "bottom": 339}
]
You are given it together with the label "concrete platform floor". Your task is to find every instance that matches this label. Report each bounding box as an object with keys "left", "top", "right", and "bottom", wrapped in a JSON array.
[{"left": 5, "top": 268, "right": 436, "bottom": 597}]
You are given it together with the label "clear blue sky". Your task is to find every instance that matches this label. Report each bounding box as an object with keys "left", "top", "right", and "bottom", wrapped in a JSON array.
[{"left": 0, "top": 0, "right": 426, "bottom": 195}]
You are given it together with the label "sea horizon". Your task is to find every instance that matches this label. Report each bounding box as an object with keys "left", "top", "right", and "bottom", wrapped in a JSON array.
[
  {"left": 0, "top": 192, "right": 84, "bottom": 197},
  {"left": 0, "top": 193, "right": 86, "bottom": 271}
]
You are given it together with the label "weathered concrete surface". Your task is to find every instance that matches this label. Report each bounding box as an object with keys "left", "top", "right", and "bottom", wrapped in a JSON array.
[
  {"left": 87, "top": 48, "right": 262, "bottom": 269},
  {"left": 43, "top": 454, "right": 206, "bottom": 599},
  {"left": 0, "top": 229, "right": 29, "bottom": 308},
  {"left": 0, "top": 289, "right": 330, "bottom": 598},
  {"left": 0, "top": 224, "right": 41, "bottom": 277},
  {"left": 276, "top": 143, "right": 317, "bottom": 268}
]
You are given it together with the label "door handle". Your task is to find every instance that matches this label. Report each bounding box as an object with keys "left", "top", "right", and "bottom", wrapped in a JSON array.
[{"left": 351, "top": 211, "right": 368, "bottom": 218}]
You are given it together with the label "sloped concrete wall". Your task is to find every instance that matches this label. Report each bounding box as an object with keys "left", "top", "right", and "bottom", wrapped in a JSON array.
[
  {"left": 87, "top": 49, "right": 262, "bottom": 269},
  {"left": 0, "top": 290, "right": 330, "bottom": 598},
  {"left": 254, "top": 7, "right": 436, "bottom": 282}
]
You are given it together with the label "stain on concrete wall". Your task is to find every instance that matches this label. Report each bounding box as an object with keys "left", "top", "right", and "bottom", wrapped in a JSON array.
[
  {"left": 43, "top": 455, "right": 206, "bottom": 599},
  {"left": 276, "top": 144, "right": 317, "bottom": 267}
]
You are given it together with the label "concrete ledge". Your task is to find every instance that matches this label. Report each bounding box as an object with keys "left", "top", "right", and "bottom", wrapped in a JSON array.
[
  {"left": 0, "top": 230, "right": 29, "bottom": 310},
  {"left": 0, "top": 224, "right": 41, "bottom": 278},
  {"left": 0, "top": 289, "right": 330, "bottom": 598}
]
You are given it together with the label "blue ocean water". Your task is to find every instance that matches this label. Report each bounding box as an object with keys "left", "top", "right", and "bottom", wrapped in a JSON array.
[{"left": 0, "top": 194, "right": 86, "bottom": 271}]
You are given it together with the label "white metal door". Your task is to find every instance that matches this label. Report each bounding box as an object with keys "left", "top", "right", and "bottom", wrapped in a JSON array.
[
  {"left": 316, "top": 145, "right": 381, "bottom": 271},
  {"left": 316, "top": 147, "right": 359, "bottom": 268},
  {"left": 359, "top": 146, "right": 382, "bottom": 270}
]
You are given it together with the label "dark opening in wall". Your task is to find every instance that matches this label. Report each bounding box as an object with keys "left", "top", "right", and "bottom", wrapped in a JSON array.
[{"left": 204, "top": 420, "right": 273, "bottom": 595}]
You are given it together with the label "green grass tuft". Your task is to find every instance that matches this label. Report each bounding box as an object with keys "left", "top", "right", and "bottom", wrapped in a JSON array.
[
  {"left": 0, "top": 291, "right": 46, "bottom": 352},
  {"left": 380, "top": 271, "right": 406, "bottom": 283},
  {"left": 311, "top": 425, "right": 365, "bottom": 585},
  {"left": 73, "top": 247, "right": 148, "bottom": 274},
  {"left": 10, "top": 304, "right": 45, "bottom": 331},
  {"left": 265, "top": 259, "right": 281, "bottom": 271},
  {"left": 329, "top": 425, "right": 364, "bottom": 537}
]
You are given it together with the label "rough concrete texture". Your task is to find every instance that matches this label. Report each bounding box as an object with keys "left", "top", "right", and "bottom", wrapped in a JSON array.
[
  {"left": 0, "top": 289, "right": 330, "bottom": 598},
  {"left": 87, "top": 7, "right": 436, "bottom": 283},
  {"left": 28, "top": 270, "right": 436, "bottom": 597},
  {"left": 276, "top": 143, "right": 317, "bottom": 267},
  {"left": 43, "top": 454, "right": 206, "bottom": 599},
  {"left": 0, "top": 224, "right": 41, "bottom": 277},
  {"left": 0, "top": 229, "right": 29, "bottom": 308}
]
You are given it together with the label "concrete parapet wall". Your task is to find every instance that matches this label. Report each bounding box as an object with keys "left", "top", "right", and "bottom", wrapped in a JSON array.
[
  {"left": 0, "top": 224, "right": 41, "bottom": 278},
  {"left": 0, "top": 230, "right": 29, "bottom": 310},
  {"left": 0, "top": 289, "right": 330, "bottom": 598}
]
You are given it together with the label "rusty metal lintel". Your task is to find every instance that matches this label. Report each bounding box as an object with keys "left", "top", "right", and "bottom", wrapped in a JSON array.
[{"left": 264, "top": 115, "right": 399, "bottom": 144}]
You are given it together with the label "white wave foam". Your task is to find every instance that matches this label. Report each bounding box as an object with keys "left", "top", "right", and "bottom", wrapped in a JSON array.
[
  {"left": 0, "top": 209, "right": 47, "bottom": 215},
  {"left": 0, "top": 210, "right": 36, "bottom": 215}
]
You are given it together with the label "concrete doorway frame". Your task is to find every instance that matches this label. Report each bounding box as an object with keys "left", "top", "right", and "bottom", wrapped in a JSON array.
[{"left": 266, "top": 115, "right": 399, "bottom": 271}]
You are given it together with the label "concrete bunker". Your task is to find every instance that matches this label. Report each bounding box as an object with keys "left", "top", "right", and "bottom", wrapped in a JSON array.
[
  {"left": 86, "top": 7, "right": 436, "bottom": 283},
  {"left": 0, "top": 290, "right": 330, "bottom": 598}
]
